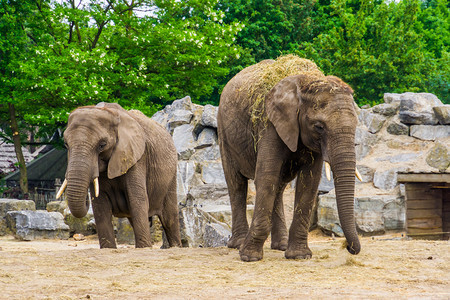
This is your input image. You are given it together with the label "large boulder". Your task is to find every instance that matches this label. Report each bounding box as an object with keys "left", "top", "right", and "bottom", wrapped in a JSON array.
[
  {"left": 0, "top": 199, "right": 35, "bottom": 236},
  {"left": 373, "top": 167, "right": 408, "bottom": 191},
  {"left": 201, "top": 104, "right": 218, "bottom": 128},
  {"left": 6, "top": 210, "right": 70, "bottom": 240},
  {"left": 410, "top": 125, "right": 450, "bottom": 141},
  {"left": 200, "top": 161, "right": 227, "bottom": 185},
  {"left": 433, "top": 105, "right": 450, "bottom": 125},
  {"left": 317, "top": 192, "right": 405, "bottom": 236},
  {"left": 172, "top": 124, "right": 197, "bottom": 160},
  {"left": 359, "top": 110, "right": 386, "bottom": 133},
  {"left": 398, "top": 92, "right": 443, "bottom": 125},
  {"left": 426, "top": 142, "right": 450, "bottom": 172}
]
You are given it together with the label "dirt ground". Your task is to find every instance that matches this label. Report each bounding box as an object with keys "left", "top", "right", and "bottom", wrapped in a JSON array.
[{"left": 0, "top": 231, "right": 448, "bottom": 300}]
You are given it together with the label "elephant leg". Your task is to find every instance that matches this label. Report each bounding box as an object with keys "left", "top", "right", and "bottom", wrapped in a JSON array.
[
  {"left": 271, "top": 183, "right": 288, "bottom": 251},
  {"left": 222, "top": 156, "right": 249, "bottom": 249},
  {"left": 240, "top": 150, "right": 283, "bottom": 261},
  {"left": 159, "top": 180, "right": 182, "bottom": 248},
  {"left": 126, "top": 172, "right": 152, "bottom": 248},
  {"left": 286, "top": 155, "right": 323, "bottom": 259},
  {"left": 92, "top": 194, "right": 116, "bottom": 249}
]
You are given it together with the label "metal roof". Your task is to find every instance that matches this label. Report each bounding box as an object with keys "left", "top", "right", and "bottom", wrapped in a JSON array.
[{"left": 3, "top": 148, "right": 67, "bottom": 182}]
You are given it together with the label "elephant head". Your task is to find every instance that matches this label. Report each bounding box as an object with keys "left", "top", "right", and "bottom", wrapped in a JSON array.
[
  {"left": 266, "top": 75, "right": 361, "bottom": 255},
  {"left": 58, "top": 103, "right": 145, "bottom": 218}
]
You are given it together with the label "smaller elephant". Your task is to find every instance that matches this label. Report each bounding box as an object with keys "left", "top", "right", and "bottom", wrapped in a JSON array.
[{"left": 58, "top": 102, "right": 181, "bottom": 248}]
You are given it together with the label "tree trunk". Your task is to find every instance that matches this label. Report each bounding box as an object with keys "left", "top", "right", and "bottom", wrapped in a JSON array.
[{"left": 8, "top": 103, "right": 28, "bottom": 195}]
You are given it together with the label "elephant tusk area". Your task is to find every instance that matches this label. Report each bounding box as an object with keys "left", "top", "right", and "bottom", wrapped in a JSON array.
[
  {"left": 355, "top": 167, "right": 363, "bottom": 181},
  {"left": 324, "top": 161, "right": 331, "bottom": 181},
  {"left": 56, "top": 179, "right": 68, "bottom": 199},
  {"left": 94, "top": 178, "right": 99, "bottom": 197}
]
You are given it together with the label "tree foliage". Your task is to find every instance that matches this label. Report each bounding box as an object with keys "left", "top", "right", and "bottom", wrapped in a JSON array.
[
  {"left": 0, "top": 0, "right": 244, "bottom": 145},
  {"left": 221, "top": 0, "right": 449, "bottom": 105}
]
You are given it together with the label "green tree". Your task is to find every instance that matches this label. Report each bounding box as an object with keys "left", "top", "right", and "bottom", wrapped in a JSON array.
[
  {"left": 299, "top": 0, "right": 441, "bottom": 105},
  {"left": 0, "top": 0, "right": 243, "bottom": 193}
]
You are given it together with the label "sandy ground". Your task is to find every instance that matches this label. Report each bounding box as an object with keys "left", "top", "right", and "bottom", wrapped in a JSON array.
[{"left": 0, "top": 231, "right": 448, "bottom": 300}]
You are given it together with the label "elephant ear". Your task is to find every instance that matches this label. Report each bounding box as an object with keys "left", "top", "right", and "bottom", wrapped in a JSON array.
[
  {"left": 266, "top": 77, "right": 301, "bottom": 152},
  {"left": 108, "top": 110, "right": 146, "bottom": 179}
]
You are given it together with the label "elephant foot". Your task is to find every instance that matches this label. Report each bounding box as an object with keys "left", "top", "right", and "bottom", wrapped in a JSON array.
[
  {"left": 239, "top": 247, "right": 264, "bottom": 262},
  {"left": 271, "top": 237, "right": 288, "bottom": 251},
  {"left": 285, "top": 244, "right": 312, "bottom": 260},
  {"left": 227, "top": 234, "right": 246, "bottom": 249}
]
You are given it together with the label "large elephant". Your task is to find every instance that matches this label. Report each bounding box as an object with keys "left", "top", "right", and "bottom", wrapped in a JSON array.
[
  {"left": 217, "top": 57, "right": 361, "bottom": 261},
  {"left": 57, "top": 102, "right": 181, "bottom": 249}
]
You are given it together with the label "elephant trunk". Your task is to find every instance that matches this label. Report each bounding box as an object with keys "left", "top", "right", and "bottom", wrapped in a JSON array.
[
  {"left": 65, "top": 157, "right": 92, "bottom": 218},
  {"left": 329, "top": 128, "right": 361, "bottom": 255}
]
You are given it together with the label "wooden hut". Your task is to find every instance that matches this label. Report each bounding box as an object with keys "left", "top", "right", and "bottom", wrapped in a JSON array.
[{"left": 398, "top": 172, "right": 450, "bottom": 240}]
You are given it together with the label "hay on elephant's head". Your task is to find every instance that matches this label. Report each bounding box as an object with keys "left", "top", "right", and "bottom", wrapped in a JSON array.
[{"left": 243, "top": 54, "right": 324, "bottom": 132}]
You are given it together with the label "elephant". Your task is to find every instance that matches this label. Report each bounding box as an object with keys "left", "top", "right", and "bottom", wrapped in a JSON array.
[
  {"left": 217, "top": 58, "right": 361, "bottom": 261},
  {"left": 57, "top": 102, "right": 181, "bottom": 249}
]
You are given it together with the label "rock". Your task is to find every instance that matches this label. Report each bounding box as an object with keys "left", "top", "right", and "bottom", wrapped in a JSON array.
[
  {"left": 177, "top": 161, "right": 202, "bottom": 204},
  {"left": 195, "top": 128, "right": 217, "bottom": 149},
  {"left": 355, "top": 165, "right": 375, "bottom": 183},
  {"left": 6, "top": 210, "right": 70, "bottom": 240},
  {"left": 383, "top": 198, "right": 406, "bottom": 230},
  {"left": 398, "top": 93, "right": 443, "bottom": 125},
  {"left": 73, "top": 233, "right": 85, "bottom": 241},
  {"left": 375, "top": 153, "right": 422, "bottom": 163},
  {"left": 151, "top": 110, "right": 168, "bottom": 127},
  {"left": 355, "top": 126, "right": 378, "bottom": 159},
  {"left": 46, "top": 201, "right": 67, "bottom": 215},
  {"left": 373, "top": 167, "right": 407, "bottom": 190},
  {"left": 179, "top": 206, "right": 206, "bottom": 247},
  {"left": 191, "top": 105, "right": 206, "bottom": 137},
  {"left": 170, "top": 96, "right": 193, "bottom": 111},
  {"left": 386, "top": 120, "right": 409, "bottom": 135},
  {"left": 0, "top": 199, "right": 35, "bottom": 236},
  {"left": 114, "top": 218, "right": 135, "bottom": 245},
  {"left": 317, "top": 194, "right": 344, "bottom": 237},
  {"left": 410, "top": 125, "right": 450, "bottom": 141},
  {"left": 366, "top": 113, "right": 386, "bottom": 133},
  {"left": 201, "top": 161, "right": 227, "bottom": 185},
  {"left": 201, "top": 105, "right": 218, "bottom": 128},
  {"left": 64, "top": 213, "right": 96, "bottom": 236},
  {"left": 191, "top": 145, "right": 221, "bottom": 162},
  {"left": 355, "top": 195, "right": 405, "bottom": 234},
  {"left": 426, "top": 142, "right": 450, "bottom": 171},
  {"left": 317, "top": 193, "right": 405, "bottom": 236},
  {"left": 383, "top": 93, "right": 402, "bottom": 105},
  {"left": 172, "top": 124, "right": 197, "bottom": 160},
  {"left": 187, "top": 183, "right": 229, "bottom": 206},
  {"left": 167, "top": 109, "right": 193, "bottom": 132},
  {"left": 372, "top": 103, "right": 399, "bottom": 116},
  {"left": 433, "top": 105, "right": 450, "bottom": 125},
  {"left": 203, "top": 222, "right": 231, "bottom": 247},
  {"left": 355, "top": 199, "right": 385, "bottom": 235}
]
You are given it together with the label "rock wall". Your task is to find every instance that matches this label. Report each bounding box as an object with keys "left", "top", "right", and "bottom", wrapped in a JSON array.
[
  {"left": 151, "top": 96, "right": 238, "bottom": 247},
  {"left": 318, "top": 92, "right": 449, "bottom": 236}
]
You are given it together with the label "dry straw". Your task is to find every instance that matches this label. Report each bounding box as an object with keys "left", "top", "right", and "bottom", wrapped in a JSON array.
[{"left": 241, "top": 54, "right": 324, "bottom": 145}]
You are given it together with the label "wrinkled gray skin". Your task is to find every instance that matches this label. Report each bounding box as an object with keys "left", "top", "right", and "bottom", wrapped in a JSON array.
[
  {"left": 218, "top": 61, "right": 361, "bottom": 261},
  {"left": 63, "top": 103, "right": 181, "bottom": 248}
]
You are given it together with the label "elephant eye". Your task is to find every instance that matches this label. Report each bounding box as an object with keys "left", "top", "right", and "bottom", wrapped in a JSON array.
[
  {"left": 64, "top": 142, "right": 69, "bottom": 149},
  {"left": 314, "top": 124, "right": 325, "bottom": 133},
  {"left": 98, "top": 141, "right": 107, "bottom": 151}
]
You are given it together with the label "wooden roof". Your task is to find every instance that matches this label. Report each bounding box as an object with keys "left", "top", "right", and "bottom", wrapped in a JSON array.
[{"left": 398, "top": 172, "right": 450, "bottom": 183}]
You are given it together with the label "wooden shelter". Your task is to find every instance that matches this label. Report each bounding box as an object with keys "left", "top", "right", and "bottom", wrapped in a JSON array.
[{"left": 398, "top": 172, "right": 450, "bottom": 240}]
